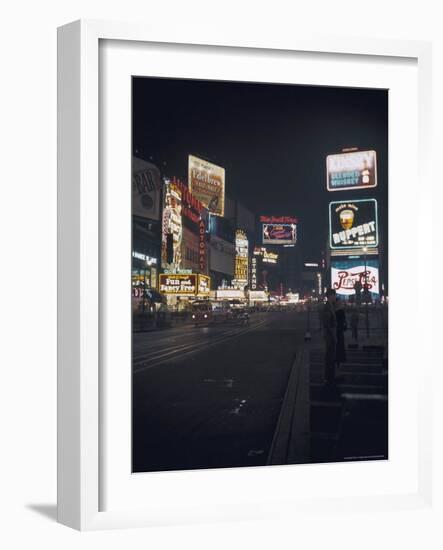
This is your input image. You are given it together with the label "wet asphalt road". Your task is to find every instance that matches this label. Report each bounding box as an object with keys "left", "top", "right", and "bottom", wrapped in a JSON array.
[{"left": 132, "top": 310, "right": 307, "bottom": 472}]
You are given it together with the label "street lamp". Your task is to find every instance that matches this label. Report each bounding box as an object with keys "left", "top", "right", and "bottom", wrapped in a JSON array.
[{"left": 362, "top": 245, "right": 369, "bottom": 337}]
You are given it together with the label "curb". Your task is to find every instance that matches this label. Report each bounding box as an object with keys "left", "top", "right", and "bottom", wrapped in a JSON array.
[{"left": 267, "top": 345, "right": 308, "bottom": 465}]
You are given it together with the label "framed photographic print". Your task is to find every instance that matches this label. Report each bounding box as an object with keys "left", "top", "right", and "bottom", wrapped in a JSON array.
[{"left": 57, "top": 20, "right": 434, "bottom": 530}]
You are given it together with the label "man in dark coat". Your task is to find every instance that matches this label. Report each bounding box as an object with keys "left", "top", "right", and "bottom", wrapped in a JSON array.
[
  {"left": 335, "top": 298, "right": 347, "bottom": 369},
  {"left": 322, "top": 288, "right": 337, "bottom": 385}
]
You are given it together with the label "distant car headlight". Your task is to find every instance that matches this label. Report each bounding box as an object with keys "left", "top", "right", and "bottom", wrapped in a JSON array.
[
  {"left": 204, "top": 314, "right": 208, "bottom": 318},
  {"left": 192, "top": 314, "right": 195, "bottom": 319}
]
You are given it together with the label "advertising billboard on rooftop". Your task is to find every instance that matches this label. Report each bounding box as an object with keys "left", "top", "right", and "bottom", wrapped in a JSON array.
[
  {"left": 329, "top": 199, "right": 378, "bottom": 249},
  {"left": 326, "top": 150, "right": 377, "bottom": 191},
  {"left": 132, "top": 157, "right": 162, "bottom": 221},
  {"left": 331, "top": 258, "right": 380, "bottom": 297},
  {"left": 188, "top": 155, "right": 225, "bottom": 217},
  {"left": 260, "top": 216, "right": 297, "bottom": 245}
]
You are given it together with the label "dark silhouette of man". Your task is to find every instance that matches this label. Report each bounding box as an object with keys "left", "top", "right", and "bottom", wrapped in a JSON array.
[{"left": 322, "top": 288, "right": 337, "bottom": 385}]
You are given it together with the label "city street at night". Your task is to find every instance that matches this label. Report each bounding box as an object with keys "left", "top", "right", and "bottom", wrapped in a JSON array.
[
  {"left": 133, "top": 310, "right": 307, "bottom": 472},
  {"left": 131, "top": 76, "right": 389, "bottom": 472}
]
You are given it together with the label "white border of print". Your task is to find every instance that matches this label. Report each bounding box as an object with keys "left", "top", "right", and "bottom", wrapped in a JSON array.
[
  {"left": 102, "top": 38, "right": 416, "bottom": 521},
  {"left": 57, "top": 20, "right": 433, "bottom": 531}
]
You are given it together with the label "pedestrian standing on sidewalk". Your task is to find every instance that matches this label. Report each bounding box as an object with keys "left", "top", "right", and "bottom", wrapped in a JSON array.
[
  {"left": 350, "top": 306, "right": 359, "bottom": 342},
  {"left": 335, "top": 298, "right": 347, "bottom": 370},
  {"left": 322, "top": 288, "right": 337, "bottom": 385}
]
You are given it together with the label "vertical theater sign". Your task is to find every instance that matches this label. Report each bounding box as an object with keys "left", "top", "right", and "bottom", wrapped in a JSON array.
[
  {"left": 234, "top": 230, "right": 249, "bottom": 286},
  {"left": 251, "top": 257, "right": 257, "bottom": 290},
  {"left": 199, "top": 219, "right": 206, "bottom": 273},
  {"left": 161, "top": 179, "right": 183, "bottom": 269}
]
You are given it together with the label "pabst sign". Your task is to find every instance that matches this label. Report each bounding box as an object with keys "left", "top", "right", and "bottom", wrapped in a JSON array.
[{"left": 331, "top": 259, "right": 380, "bottom": 296}]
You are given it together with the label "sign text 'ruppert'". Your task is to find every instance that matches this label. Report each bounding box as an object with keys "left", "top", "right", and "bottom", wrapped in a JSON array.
[{"left": 329, "top": 199, "right": 378, "bottom": 249}]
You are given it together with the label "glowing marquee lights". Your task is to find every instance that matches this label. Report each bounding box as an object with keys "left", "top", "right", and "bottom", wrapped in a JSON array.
[
  {"left": 331, "top": 259, "right": 380, "bottom": 296},
  {"left": 235, "top": 230, "right": 249, "bottom": 284},
  {"left": 159, "top": 273, "right": 211, "bottom": 296},
  {"left": 254, "top": 247, "right": 278, "bottom": 264}
]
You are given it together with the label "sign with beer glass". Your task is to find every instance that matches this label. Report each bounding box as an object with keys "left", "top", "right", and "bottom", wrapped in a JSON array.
[{"left": 329, "top": 199, "right": 378, "bottom": 249}]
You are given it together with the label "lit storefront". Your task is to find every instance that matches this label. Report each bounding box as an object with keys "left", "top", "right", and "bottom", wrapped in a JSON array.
[
  {"left": 159, "top": 273, "right": 211, "bottom": 309},
  {"left": 160, "top": 176, "right": 209, "bottom": 310},
  {"left": 248, "top": 290, "right": 269, "bottom": 303},
  {"left": 215, "top": 287, "right": 246, "bottom": 301},
  {"left": 132, "top": 251, "right": 160, "bottom": 313},
  {"left": 132, "top": 157, "right": 162, "bottom": 323}
]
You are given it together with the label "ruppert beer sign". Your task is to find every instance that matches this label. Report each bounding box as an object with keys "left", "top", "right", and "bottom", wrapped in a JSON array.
[
  {"left": 329, "top": 199, "right": 378, "bottom": 249},
  {"left": 326, "top": 150, "right": 377, "bottom": 191}
]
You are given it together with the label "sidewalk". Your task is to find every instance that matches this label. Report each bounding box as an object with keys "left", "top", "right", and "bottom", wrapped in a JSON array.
[{"left": 268, "top": 312, "right": 388, "bottom": 465}]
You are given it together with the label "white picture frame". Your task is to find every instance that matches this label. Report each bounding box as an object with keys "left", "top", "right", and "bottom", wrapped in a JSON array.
[{"left": 57, "top": 19, "right": 434, "bottom": 531}]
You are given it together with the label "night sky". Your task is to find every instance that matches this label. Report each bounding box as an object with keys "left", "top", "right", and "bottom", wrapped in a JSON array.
[{"left": 132, "top": 77, "right": 388, "bottom": 265}]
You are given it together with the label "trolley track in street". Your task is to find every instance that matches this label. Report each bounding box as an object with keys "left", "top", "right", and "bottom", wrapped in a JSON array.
[{"left": 133, "top": 319, "right": 267, "bottom": 373}]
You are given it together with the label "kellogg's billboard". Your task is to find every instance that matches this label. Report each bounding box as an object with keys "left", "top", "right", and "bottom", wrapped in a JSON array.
[{"left": 188, "top": 155, "right": 225, "bottom": 217}]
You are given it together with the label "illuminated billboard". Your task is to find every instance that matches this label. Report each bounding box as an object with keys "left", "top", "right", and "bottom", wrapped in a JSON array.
[
  {"left": 161, "top": 180, "right": 183, "bottom": 268},
  {"left": 331, "top": 258, "right": 380, "bottom": 296},
  {"left": 253, "top": 247, "right": 278, "bottom": 264},
  {"left": 132, "top": 157, "right": 162, "bottom": 221},
  {"left": 197, "top": 274, "right": 211, "bottom": 296},
  {"left": 262, "top": 223, "right": 297, "bottom": 245},
  {"left": 159, "top": 273, "right": 211, "bottom": 296},
  {"left": 329, "top": 199, "right": 378, "bottom": 249},
  {"left": 188, "top": 155, "right": 225, "bottom": 217},
  {"left": 260, "top": 216, "right": 297, "bottom": 245},
  {"left": 159, "top": 274, "right": 196, "bottom": 295},
  {"left": 326, "top": 150, "right": 377, "bottom": 191}
]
